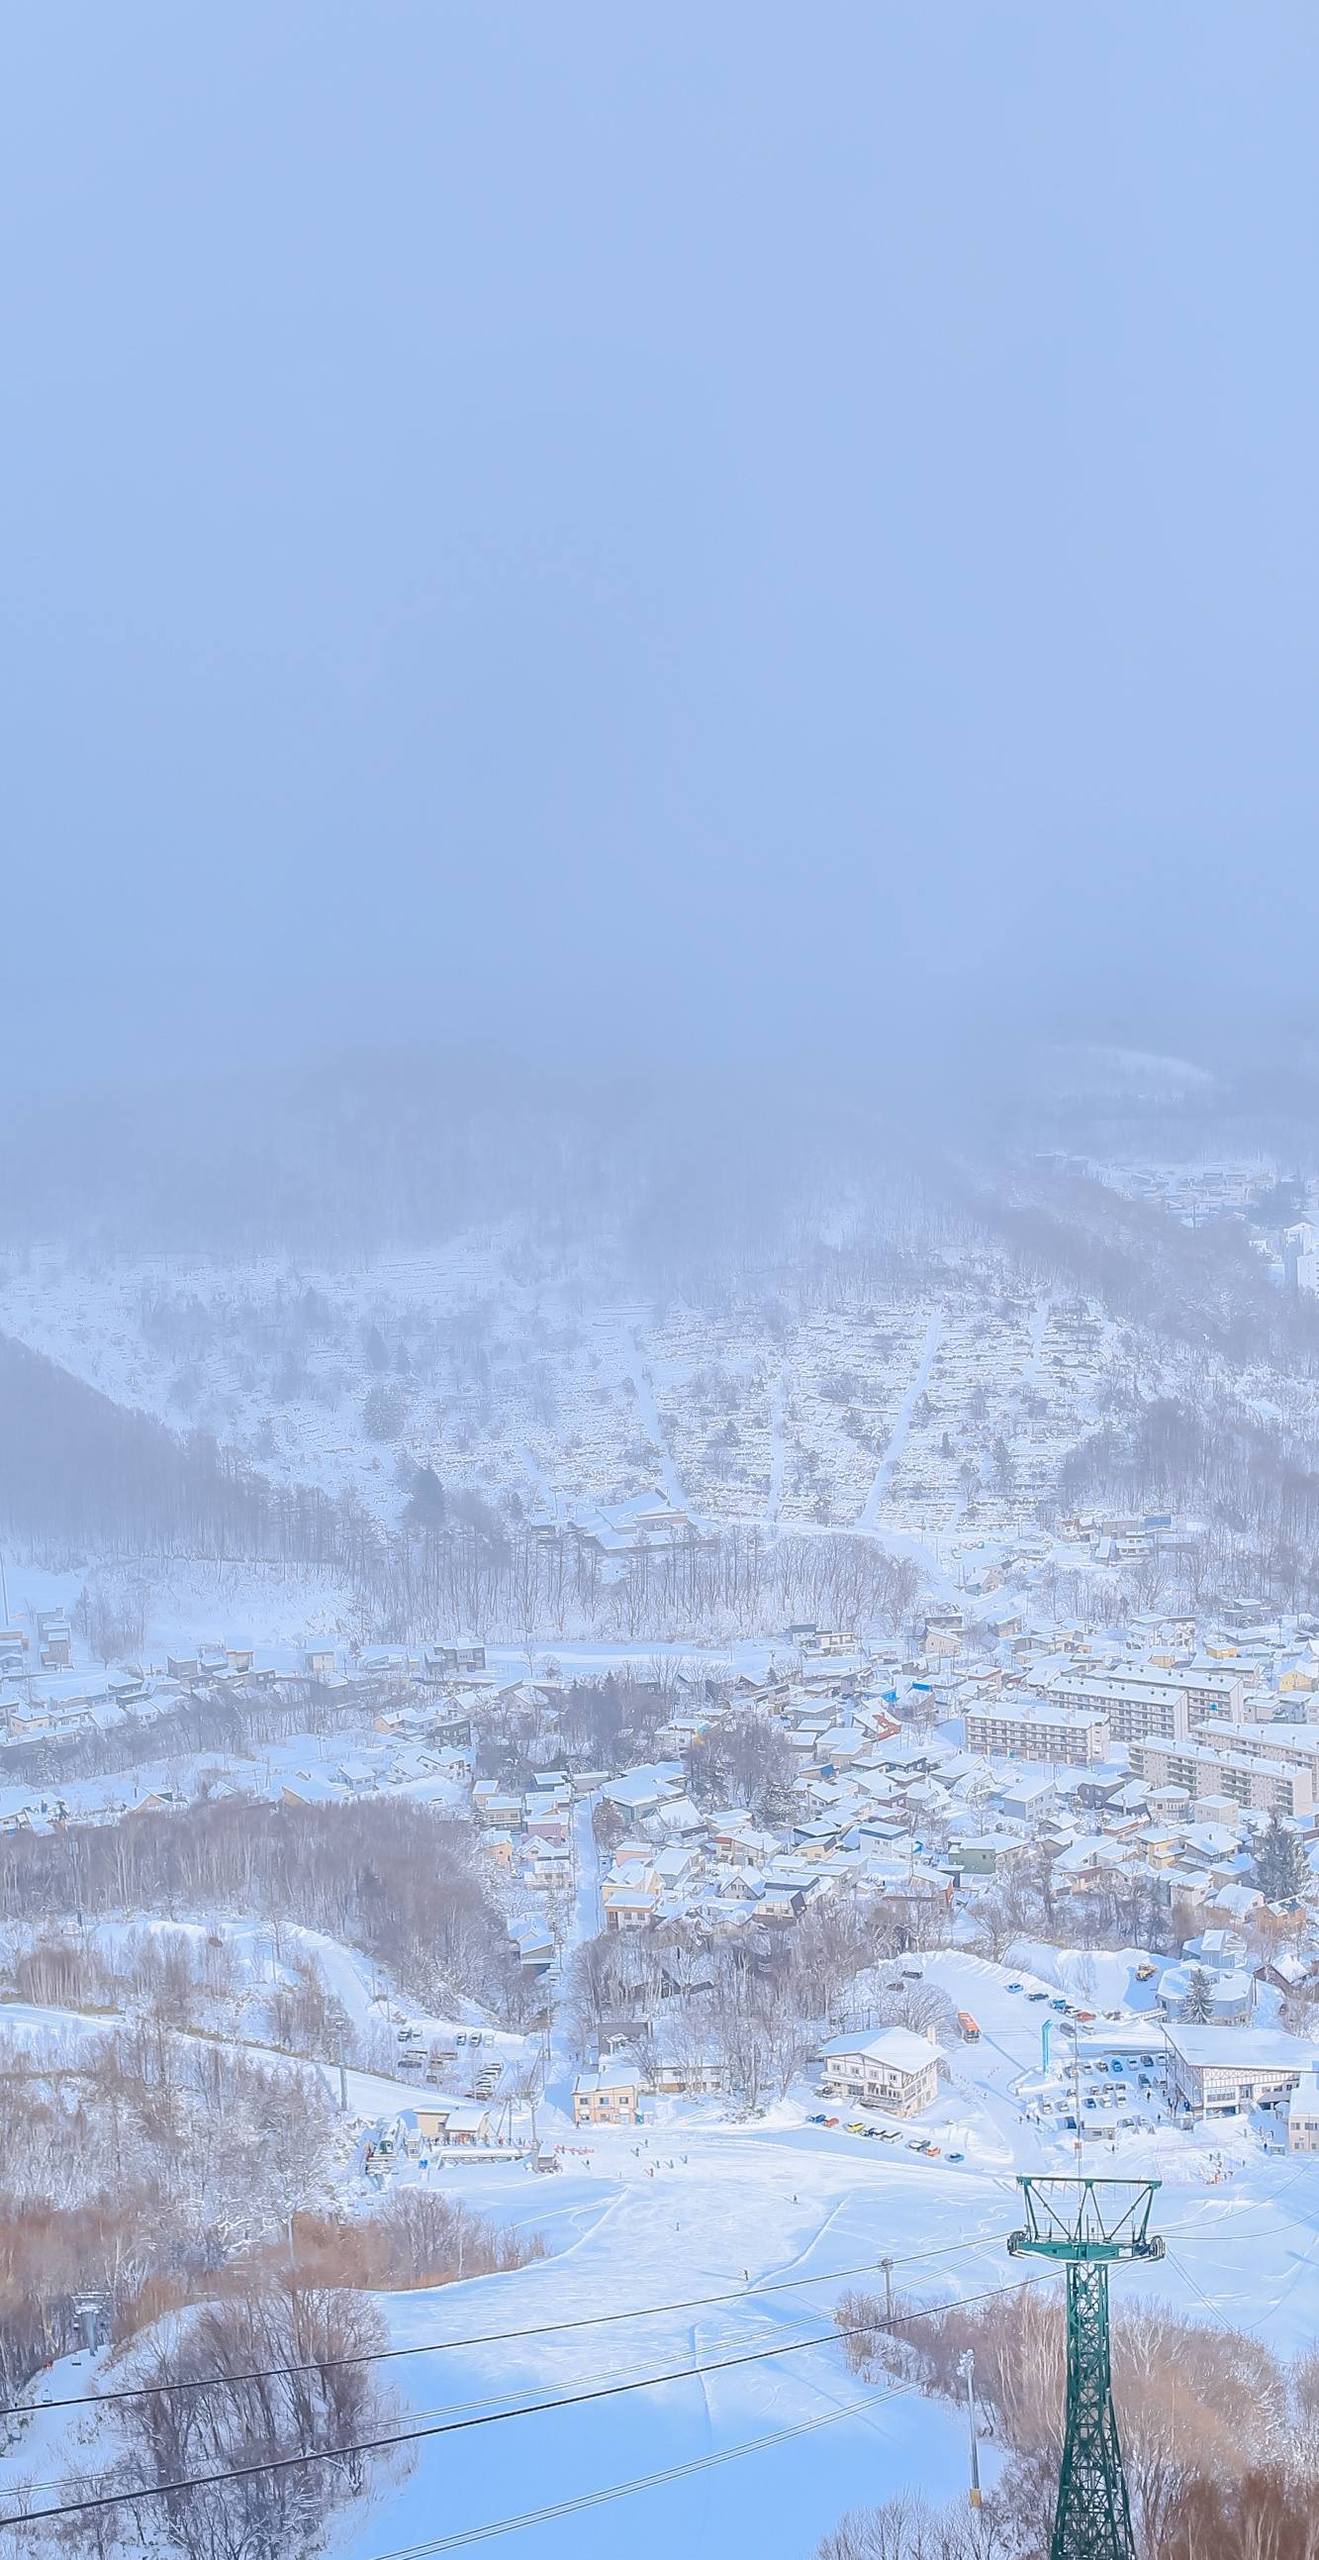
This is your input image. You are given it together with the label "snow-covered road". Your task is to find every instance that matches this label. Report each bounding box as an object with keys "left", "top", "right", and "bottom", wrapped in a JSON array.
[{"left": 856, "top": 1311, "right": 945, "bottom": 1532}]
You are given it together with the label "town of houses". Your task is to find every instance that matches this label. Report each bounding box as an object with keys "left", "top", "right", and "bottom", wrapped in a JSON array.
[{"left": 10, "top": 1588, "right": 1319, "bottom": 2161}]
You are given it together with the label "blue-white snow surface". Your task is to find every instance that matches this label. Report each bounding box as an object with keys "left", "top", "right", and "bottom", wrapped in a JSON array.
[{"left": 334, "top": 2135, "right": 993, "bottom": 2560}]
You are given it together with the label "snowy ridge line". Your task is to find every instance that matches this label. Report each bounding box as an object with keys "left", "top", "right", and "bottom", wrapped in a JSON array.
[
  {"left": 3, "top": 2270, "right": 1066, "bottom": 2528},
  {"left": 0, "top": 2227, "right": 1010, "bottom": 2420}
]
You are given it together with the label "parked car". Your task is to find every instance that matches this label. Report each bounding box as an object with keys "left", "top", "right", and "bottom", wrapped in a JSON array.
[
  {"left": 946, "top": 2150, "right": 965, "bottom": 2162},
  {"left": 1027, "top": 1990, "right": 1048, "bottom": 2003},
  {"left": 1050, "top": 1997, "right": 1068, "bottom": 2012},
  {"left": 1006, "top": 1982, "right": 1023, "bottom": 1994}
]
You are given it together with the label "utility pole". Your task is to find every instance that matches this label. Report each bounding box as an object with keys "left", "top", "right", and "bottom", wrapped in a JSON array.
[
  {"left": 958, "top": 2347, "right": 982, "bottom": 2508},
  {"left": 880, "top": 2256, "right": 894, "bottom": 2326},
  {"left": 1008, "top": 2177, "right": 1164, "bottom": 2560}
]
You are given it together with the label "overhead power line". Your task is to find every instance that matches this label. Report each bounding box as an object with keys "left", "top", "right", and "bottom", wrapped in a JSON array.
[
  {"left": 0, "top": 2226, "right": 1010, "bottom": 2421},
  {"left": 1, "top": 2268, "right": 1062, "bottom": 2530},
  {"left": 0, "top": 2280, "right": 944, "bottom": 2512},
  {"left": 353, "top": 2373, "right": 929, "bottom": 2558}
]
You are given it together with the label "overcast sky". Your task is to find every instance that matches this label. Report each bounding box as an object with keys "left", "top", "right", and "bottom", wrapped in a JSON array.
[{"left": 2, "top": 4, "right": 1318, "bottom": 1090}]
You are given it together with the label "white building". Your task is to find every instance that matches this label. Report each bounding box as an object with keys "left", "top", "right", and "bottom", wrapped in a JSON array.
[
  {"left": 817, "top": 2027, "right": 941, "bottom": 2117},
  {"left": 1164, "top": 2024, "right": 1315, "bottom": 2121},
  {"left": 1131, "top": 1735, "right": 1313, "bottom": 1820},
  {"left": 963, "top": 1701, "right": 1109, "bottom": 1768},
  {"left": 1288, "top": 2068, "right": 1319, "bottom": 2153}
]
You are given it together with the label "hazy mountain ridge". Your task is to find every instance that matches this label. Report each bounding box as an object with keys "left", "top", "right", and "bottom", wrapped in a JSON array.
[{"left": 4, "top": 1055, "right": 1319, "bottom": 1606}]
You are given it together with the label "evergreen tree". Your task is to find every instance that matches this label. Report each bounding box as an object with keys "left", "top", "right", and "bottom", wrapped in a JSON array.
[
  {"left": 404, "top": 1464, "right": 447, "bottom": 1531},
  {"left": 1255, "top": 1810, "right": 1309, "bottom": 1902},
  {"left": 1180, "top": 1966, "right": 1214, "bottom": 2023}
]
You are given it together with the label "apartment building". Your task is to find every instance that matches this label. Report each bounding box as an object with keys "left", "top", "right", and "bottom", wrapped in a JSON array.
[
  {"left": 1043, "top": 1673, "right": 1191, "bottom": 1745},
  {"left": 1131, "top": 1735, "right": 1313, "bottom": 1819},
  {"left": 963, "top": 1700, "right": 1110, "bottom": 1768},
  {"left": 1044, "top": 1663, "right": 1243, "bottom": 1743},
  {"left": 1194, "top": 1721, "right": 1319, "bottom": 1781}
]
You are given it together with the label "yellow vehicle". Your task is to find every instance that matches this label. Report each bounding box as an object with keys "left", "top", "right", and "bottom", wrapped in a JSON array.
[{"left": 847, "top": 2120, "right": 866, "bottom": 2134}]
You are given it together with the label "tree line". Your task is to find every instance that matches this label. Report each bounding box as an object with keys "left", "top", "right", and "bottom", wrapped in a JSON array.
[
  {"left": 0, "top": 1796, "right": 530, "bottom": 2025},
  {"left": 823, "top": 2278, "right": 1319, "bottom": 2560}
]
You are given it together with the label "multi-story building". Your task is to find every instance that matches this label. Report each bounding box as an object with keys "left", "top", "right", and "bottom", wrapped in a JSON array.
[
  {"left": 1194, "top": 1721, "right": 1319, "bottom": 1781},
  {"left": 963, "top": 1701, "right": 1109, "bottom": 1768},
  {"left": 1288, "top": 2069, "right": 1319, "bottom": 2153},
  {"left": 1131, "top": 1735, "right": 1313, "bottom": 1819},
  {"left": 1045, "top": 1674, "right": 1189, "bottom": 1745},
  {"left": 817, "top": 2027, "right": 941, "bottom": 2117},
  {"left": 601, "top": 1863, "right": 661, "bottom": 1930},
  {"left": 1044, "top": 1664, "right": 1243, "bottom": 1742},
  {"left": 1164, "top": 2026, "right": 1313, "bottom": 2122},
  {"left": 572, "top": 2065, "right": 645, "bottom": 2127}
]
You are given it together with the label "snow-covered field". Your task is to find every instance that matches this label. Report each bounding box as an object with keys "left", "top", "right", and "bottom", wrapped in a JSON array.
[
  {"left": 5, "top": 1935, "right": 1318, "bottom": 2558},
  {"left": 198, "top": 2120, "right": 1319, "bottom": 2555},
  {"left": 329, "top": 1994, "right": 1319, "bottom": 2557}
]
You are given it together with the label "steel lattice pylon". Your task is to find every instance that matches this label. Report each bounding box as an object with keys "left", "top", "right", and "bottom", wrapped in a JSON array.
[{"left": 1007, "top": 2178, "right": 1164, "bottom": 2560}]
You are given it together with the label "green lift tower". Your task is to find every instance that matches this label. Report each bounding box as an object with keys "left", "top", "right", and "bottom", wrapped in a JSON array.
[{"left": 1007, "top": 2177, "right": 1163, "bottom": 2560}]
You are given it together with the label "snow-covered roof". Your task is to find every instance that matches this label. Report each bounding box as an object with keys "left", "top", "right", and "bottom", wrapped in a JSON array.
[
  {"left": 574, "top": 2062, "right": 642, "bottom": 2094},
  {"left": 1164, "top": 2025, "right": 1314, "bottom": 2069},
  {"left": 1288, "top": 2069, "right": 1319, "bottom": 2118},
  {"left": 819, "top": 2027, "right": 940, "bottom": 2073}
]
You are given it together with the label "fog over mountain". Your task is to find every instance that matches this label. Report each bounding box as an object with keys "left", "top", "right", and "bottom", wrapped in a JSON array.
[
  {"left": 6, "top": 17, "right": 1319, "bottom": 2560},
  {"left": 4, "top": 5, "right": 1319, "bottom": 1093}
]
